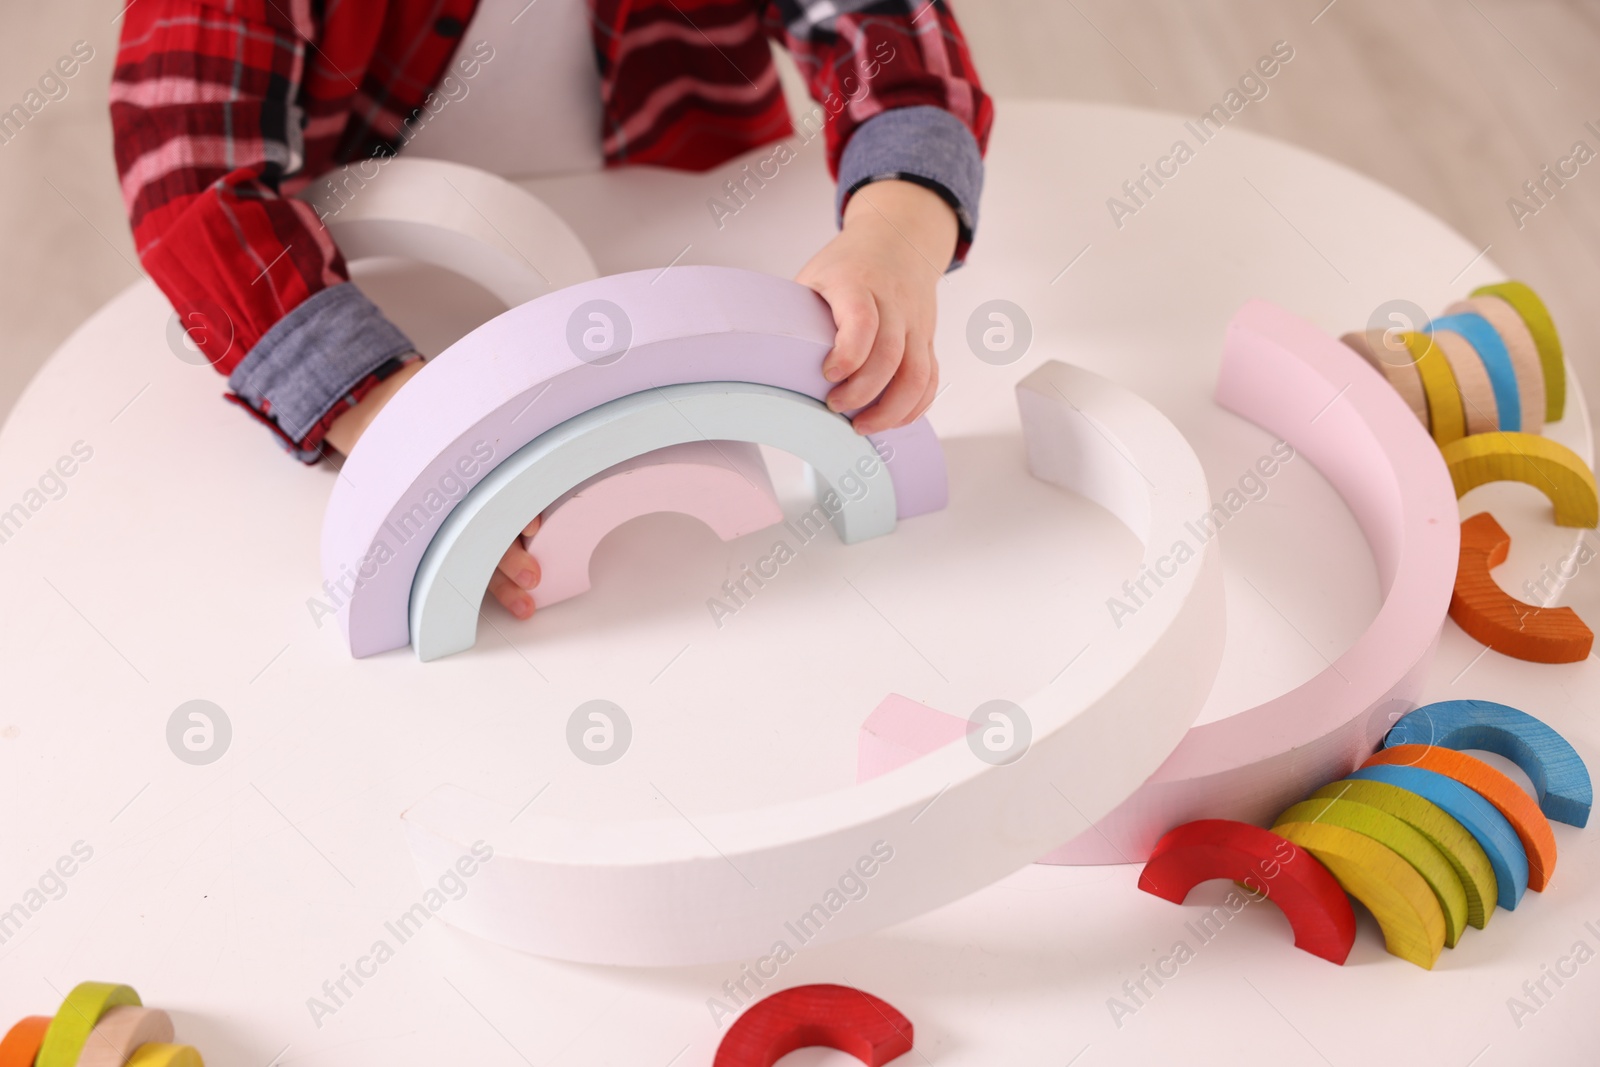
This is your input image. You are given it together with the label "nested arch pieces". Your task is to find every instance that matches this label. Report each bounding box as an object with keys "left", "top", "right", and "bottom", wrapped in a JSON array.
[
  {"left": 1136, "top": 819, "right": 1357, "bottom": 965},
  {"left": 322, "top": 266, "right": 947, "bottom": 657},
  {"left": 400, "top": 361, "right": 1224, "bottom": 965},
  {"left": 1449, "top": 513, "right": 1594, "bottom": 664},
  {"left": 713, "top": 984, "right": 915, "bottom": 1067},
  {"left": 1470, "top": 281, "right": 1565, "bottom": 421},
  {"left": 1384, "top": 699, "right": 1592, "bottom": 827},
  {"left": 409, "top": 383, "right": 897, "bottom": 660}
]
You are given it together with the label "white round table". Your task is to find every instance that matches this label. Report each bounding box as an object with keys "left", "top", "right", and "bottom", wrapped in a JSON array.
[{"left": 1, "top": 101, "right": 1594, "bottom": 1065}]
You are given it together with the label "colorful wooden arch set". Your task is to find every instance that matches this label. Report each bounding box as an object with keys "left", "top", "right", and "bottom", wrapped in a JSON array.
[
  {"left": 1139, "top": 699, "right": 1591, "bottom": 969},
  {"left": 1, "top": 982, "right": 203, "bottom": 1067}
]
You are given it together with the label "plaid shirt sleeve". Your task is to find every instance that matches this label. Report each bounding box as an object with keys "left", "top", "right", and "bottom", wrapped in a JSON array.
[
  {"left": 763, "top": 0, "right": 993, "bottom": 266},
  {"left": 111, "top": 0, "right": 420, "bottom": 463}
]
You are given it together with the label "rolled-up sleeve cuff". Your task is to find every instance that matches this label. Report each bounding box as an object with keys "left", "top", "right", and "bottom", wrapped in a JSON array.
[
  {"left": 835, "top": 105, "right": 985, "bottom": 270},
  {"left": 224, "top": 282, "right": 419, "bottom": 462}
]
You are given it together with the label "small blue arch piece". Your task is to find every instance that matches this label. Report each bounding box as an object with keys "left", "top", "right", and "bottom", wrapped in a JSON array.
[
  {"left": 1384, "top": 699, "right": 1591, "bottom": 827},
  {"left": 1347, "top": 765, "right": 1529, "bottom": 910},
  {"left": 1427, "top": 313, "right": 1522, "bottom": 432}
]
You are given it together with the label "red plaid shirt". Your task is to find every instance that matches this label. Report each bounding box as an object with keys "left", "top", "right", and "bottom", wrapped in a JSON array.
[{"left": 112, "top": 0, "right": 991, "bottom": 460}]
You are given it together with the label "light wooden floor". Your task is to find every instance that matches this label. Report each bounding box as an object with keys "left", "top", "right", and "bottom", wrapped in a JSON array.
[{"left": 2, "top": 0, "right": 1598, "bottom": 424}]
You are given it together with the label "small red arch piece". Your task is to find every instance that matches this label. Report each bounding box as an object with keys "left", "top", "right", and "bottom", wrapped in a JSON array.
[
  {"left": 1139, "top": 819, "right": 1357, "bottom": 964},
  {"left": 713, "top": 984, "right": 914, "bottom": 1067}
]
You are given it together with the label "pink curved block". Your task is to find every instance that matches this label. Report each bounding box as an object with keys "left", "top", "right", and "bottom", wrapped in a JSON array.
[
  {"left": 323, "top": 267, "right": 946, "bottom": 658},
  {"left": 526, "top": 441, "right": 784, "bottom": 609},
  {"left": 855, "top": 693, "right": 972, "bottom": 784}
]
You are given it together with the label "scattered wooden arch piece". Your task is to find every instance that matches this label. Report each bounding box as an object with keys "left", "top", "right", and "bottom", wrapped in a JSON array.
[
  {"left": 123, "top": 1045, "right": 204, "bottom": 1067},
  {"left": 1447, "top": 297, "right": 1545, "bottom": 433},
  {"left": 1347, "top": 765, "right": 1528, "bottom": 910},
  {"left": 1385, "top": 698, "right": 1593, "bottom": 827},
  {"left": 1472, "top": 281, "right": 1564, "bottom": 421},
  {"left": 1310, "top": 778, "right": 1498, "bottom": 930},
  {"left": 1439, "top": 432, "right": 1598, "bottom": 528},
  {"left": 526, "top": 441, "right": 784, "bottom": 611},
  {"left": 324, "top": 266, "right": 946, "bottom": 657},
  {"left": 36, "top": 982, "right": 141, "bottom": 1067},
  {"left": 1430, "top": 313, "right": 1521, "bottom": 433},
  {"left": 1275, "top": 798, "right": 1468, "bottom": 948},
  {"left": 76, "top": 1007, "right": 175, "bottom": 1067},
  {"left": 1051, "top": 300, "right": 1460, "bottom": 863},
  {"left": 1449, "top": 512, "right": 1593, "bottom": 664},
  {"left": 1136, "top": 819, "right": 1356, "bottom": 965},
  {"left": 1273, "top": 821, "right": 1447, "bottom": 970},
  {"left": 297, "top": 157, "right": 598, "bottom": 306},
  {"left": 712, "top": 984, "right": 914, "bottom": 1067},
  {"left": 1341, "top": 331, "right": 1428, "bottom": 430},
  {"left": 1427, "top": 326, "right": 1499, "bottom": 435},
  {"left": 1362, "top": 746, "right": 1557, "bottom": 891},
  {"left": 1401, "top": 331, "right": 1466, "bottom": 445},
  {"left": 0, "top": 1017, "right": 50, "bottom": 1067},
  {"left": 410, "top": 382, "right": 896, "bottom": 660}
]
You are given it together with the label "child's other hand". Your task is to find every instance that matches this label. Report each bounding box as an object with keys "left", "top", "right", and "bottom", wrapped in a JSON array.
[
  {"left": 797, "top": 179, "right": 959, "bottom": 437},
  {"left": 326, "top": 361, "right": 544, "bottom": 620}
]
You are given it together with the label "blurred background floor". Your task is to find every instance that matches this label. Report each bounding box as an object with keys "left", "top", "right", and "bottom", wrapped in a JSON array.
[{"left": 1, "top": 0, "right": 1596, "bottom": 427}]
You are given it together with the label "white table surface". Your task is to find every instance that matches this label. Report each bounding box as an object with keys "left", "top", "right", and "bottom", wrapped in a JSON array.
[{"left": 1, "top": 101, "right": 1596, "bottom": 1066}]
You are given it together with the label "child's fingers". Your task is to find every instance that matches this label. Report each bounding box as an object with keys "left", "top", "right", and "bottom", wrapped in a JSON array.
[
  {"left": 828, "top": 307, "right": 906, "bottom": 416},
  {"left": 852, "top": 337, "right": 932, "bottom": 434},
  {"left": 521, "top": 514, "right": 542, "bottom": 541},
  {"left": 489, "top": 569, "right": 534, "bottom": 620},
  {"left": 905, "top": 352, "right": 941, "bottom": 424},
  {"left": 818, "top": 284, "right": 879, "bottom": 384},
  {"left": 498, "top": 539, "right": 542, "bottom": 590}
]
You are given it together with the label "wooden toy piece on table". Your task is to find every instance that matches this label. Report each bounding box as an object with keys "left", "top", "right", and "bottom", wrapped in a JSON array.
[
  {"left": 1384, "top": 699, "right": 1593, "bottom": 827},
  {"left": 1347, "top": 765, "right": 1529, "bottom": 910},
  {"left": 1341, "top": 330, "right": 1428, "bottom": 429},
  {"left": 1447, "top": 295, "right": 1545, "bottom": 433},
  {"left": 1425, "top": 326, "right": 1500, "bottom": 435},
  {"left": 1429, "top": 313, "right": 1522, "bottom": 433},
  {"left": 124, "top": 1045, "right": 204, "bottom": 1067},
  {"left": 1400, "top": 331, "right": 1466, "bottom": 445},
  {"left": 0, "top": 1017, "right": 50, "bottom": 1067},
  {"left": 409, "top": 382, "right": 897, "bottom": 661},
  {"left": 76, "top": 1007, "right": 175, "bottom": 1067},
  {"left": 1309, "top": 778, "right": 1499, "bottom": 930},
  {"left": 1450, "top": 512, "right": 1594, "bottom": 664},
  {"left": 712, "top": 984, "right": 914, "bottom": 1067},
  {"left": 1362, "top": 746, "right": 1558, "bottom": 891},
  {"left": 854, "top": 693, "right": 971, "bottom": 784},
  {"left": 36, "top": 982, "right": 141, "bottom": 1067},
  {"left": 1471, "top": 281, "right": 1565, "bottom": 421},
  {"left": 1274, "top": 798, "right": 1469, "bottom": 948},
  {"left": 1136, "top": 820, "right": 1357, "bottom": 965},
  {"left": 524, "top": 441, "right": 784, "bottom": 611},
  {"left": 1439, "top": 432, "right": 1599, "bottom": 527},
  {"left": 1272, "top": 820, "right": 1447, "bottom": 970}
]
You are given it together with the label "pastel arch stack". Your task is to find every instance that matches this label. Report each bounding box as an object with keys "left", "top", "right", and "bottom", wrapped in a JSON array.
[
  {"left": 1138, "top": 700, "right": 1590, "bottom": 969},
  {"left": 1, "top": 981, "right": 205, "bottom": 1067}
]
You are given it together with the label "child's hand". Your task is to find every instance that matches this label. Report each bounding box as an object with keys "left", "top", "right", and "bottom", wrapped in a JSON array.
[
  {"left": 326, "top": 361, "right": 544, "bottom": 620},
  {"left": 797, "top": 179, "right": 959, "bottom": 437}
]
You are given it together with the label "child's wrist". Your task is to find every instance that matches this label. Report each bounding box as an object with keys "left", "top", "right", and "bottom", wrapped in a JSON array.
[
  {"left": 325, "top": 358, "right": 424, "bottom": 455},
  {"left": 841, "top": 179, "right": 960, "bottom": 272}
]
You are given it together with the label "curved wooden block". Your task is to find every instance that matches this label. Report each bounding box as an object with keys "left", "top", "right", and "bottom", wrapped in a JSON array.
[
  {"left": 1448, "top": 296, "right": 1545, "bottom": 434},
  {"left": 1341, "top": 330, "right": 1428, "bottom": 430},
  {"left": 1052, "top": 300, "right": 1460, "bottom": 863},
  {"left": 1385, "top": 698, "right": 1592, "bottom": 827},
  {"left": 0, "top": 1017, "right": 50, "bottom": 1067},
  {"left": 36, "top": 983, "right": 140, "bottom": 1067},
  {"left": 526, "top": 441, "right": 783, "bottom": 610},
  {"left": 1310, "top": 778, "right": 1498, "bottom": 930},
  {"left": 1439, "top": 432, "right": 1598, "bottom": 527},
  {"left": 1449, "top": 513, "right": 1593, "bottom": 663},
  {"left": 1427, "top": 325, "right": 1500, "bottom": 435},
  {"left": 77, "top": 1007, "right": 175, "bottom": 1067},
  {"left": 298, "top": 157, "right": 598, "bottom": 306},
  {"left": 403, "top": 361, "right": 1224, "bottom": 965},
  {"left": 410, "top": 383, "right": 895, "bottom": 660},
  {"left": 1347, "top": 765, "right": 1528, "bottom": 910},
  {"left": 712, "top": 984, "right": 914, "bottom": 1067},
  {"left": 1401, "top": 330, "right": 1466, "bottom": 445},
  {"left": 1275, "top": 798, "right": 1468, "bottom": 948},
  {"left": 1430, "top": 312, "right": 1521, "bottom": 433},
  {"left": 1472, "top": 281, "right": 1564, "bottom": 421},
  {"left": 1136, "top": 819, "right": 1356, "bottom": 964},
  {"left": 123, "top": 1046, "right": 203, "bottom": 1067},
  {"left": 1273, "top": 821, "right": 1446, "bottom": 970},
  {"left": 1362, "top": 745, "right": 1557, "bottom": 891},
  {"left": 323, "top": 266, "right": 946, "bottom": 658}
]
